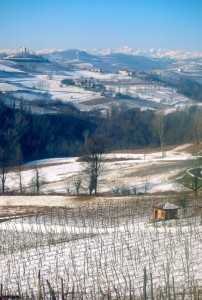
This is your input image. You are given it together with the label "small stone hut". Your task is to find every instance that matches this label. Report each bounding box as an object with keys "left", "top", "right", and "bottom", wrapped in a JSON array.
[{"left": 153, "top": 202, "right": 179, "bottom": 220}]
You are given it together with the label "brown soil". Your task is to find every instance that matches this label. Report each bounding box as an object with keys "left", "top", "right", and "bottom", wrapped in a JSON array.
[
  {"left": 0, "top": 205, "right": 60, "bottom": 219},
  {"left": 0, "top": 192, "right": 201, "bottom": 219},
  {"left": 112, "top": 145, "right": 178, "bottom": 154}
]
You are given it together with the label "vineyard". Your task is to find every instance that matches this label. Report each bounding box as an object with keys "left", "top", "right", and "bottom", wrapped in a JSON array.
[{"left": 0, "top": 196, "right": 202, "bottom": 299}]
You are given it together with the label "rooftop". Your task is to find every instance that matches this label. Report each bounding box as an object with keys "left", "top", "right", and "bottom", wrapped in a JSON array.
[{"left": 154, "top": 202, "right": 179, "bottom": 210}]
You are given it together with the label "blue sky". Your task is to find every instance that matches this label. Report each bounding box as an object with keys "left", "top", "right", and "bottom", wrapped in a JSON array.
[{"left": 1, "top": 0, "right": 202, "bottom": 51}]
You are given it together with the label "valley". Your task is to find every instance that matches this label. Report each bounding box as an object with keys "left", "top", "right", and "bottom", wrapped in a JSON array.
[{"left": 0, "top": 48, "right": 201, "bottom": 114}]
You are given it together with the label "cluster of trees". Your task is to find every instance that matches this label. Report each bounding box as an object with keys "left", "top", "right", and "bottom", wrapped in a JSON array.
[
  {"left": 0, "top": 98, "right": 97, "bottom": 161},
  {"left": 176, "top": 78, "right": 202, "bottom": 102},
  {"left": 61, "top": 78, "right": 106, "bottom": 93},
  {"left": 98, "top": 105, "right": 202, "bottom": 150}
]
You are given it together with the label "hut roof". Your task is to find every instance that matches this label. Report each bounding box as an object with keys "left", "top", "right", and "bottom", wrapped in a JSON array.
[{"left": 154, "top": 202, "right": 179, "bottom": 210}]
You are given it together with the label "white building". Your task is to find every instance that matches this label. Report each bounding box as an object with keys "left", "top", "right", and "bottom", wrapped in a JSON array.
[{"left": 19, "top": 47, "right": 27, "bottom": 54}]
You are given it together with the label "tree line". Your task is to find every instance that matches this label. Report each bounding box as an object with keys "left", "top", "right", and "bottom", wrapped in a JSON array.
[
  {"left": 98, "top": 105, "right": 202, "bottom": 150},
  {"left": 176, "top": 78, "right": 202, "bottom": 102},
  {"left": 0, "top": 99, "right": 202, "bottom": 164}
]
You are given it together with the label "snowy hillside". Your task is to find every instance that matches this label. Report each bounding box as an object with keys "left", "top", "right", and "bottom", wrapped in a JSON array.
[
  {"left": 0, "top": 54, "right": 192, "bottom": 113},
  {"left": 2, "top": 144, "right": 199, "bottom": 196}
]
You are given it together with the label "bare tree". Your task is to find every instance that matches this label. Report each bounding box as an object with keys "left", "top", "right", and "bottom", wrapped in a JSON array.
[
  {"left": 81, "top": 135, "right": 106, "bottom": 195},
  {"left": 0, "top": 130, "right": 17, "bottom": 194},
  {"left": 82, "top": 130, "right": 89, "bottom": 144},
  {"left": 0, "top": 147, "right": 9, "bottom": 194},
  {"left": 153, "top": 112, "right": 166, "bottom": 157},
  {"left": 110, "top": 176, "right": 121, "bottom": 194},
  {"left": 35, "top": 168, "right": 40, "bottom": 195},
  {"left": 32, "top": 167, "right": 44, "bottom": 195},
  {"left": 144, "top": 176, "right": 150, "bottom": 194},
  {"left": 73, "top": 177, "right": 82, "bottom": 195},
  {"left": 15, "top": 145, "right": 24, "bottom": 194},
  {"left": 111, "top": 185, "right": 120, "bottom": 194}
]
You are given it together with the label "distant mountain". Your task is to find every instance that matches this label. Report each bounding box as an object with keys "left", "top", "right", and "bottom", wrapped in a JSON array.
[
  {"left": 39, "top": 49, "right": 174, "bottom": 72},
  {"left": 47, "top": 49, "right": 102, "bottom": 64},
  {"left": 99, "top": 53, "right": 172, "bottom": 71},
  {"left": 89, "top": 46, "right": 202, "bottom": 60},
  {"left": 1, "top": 47, "right": 201, "bottom": 73}
]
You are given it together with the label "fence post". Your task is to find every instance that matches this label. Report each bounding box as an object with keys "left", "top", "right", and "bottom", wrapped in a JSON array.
[
  {"left": 61, "top": 278, "right": 65, "bottom": 300},
  {"left": 194, "top": 280, "right": 199, "bottom": 300},
  {"left": 150, "top": 272, "right": 154, "bottom": 300},
  {"left": 172, "top": 276, "right": 176, "bottom": 300},
  {"left": 38, "top": 270, "right": 41, "bottom": 300},
  {"left": 143, "top": 267, "right": 147, "bottom": 300},
  {"left": 46, "top": 280, "right": 56, "bottom": 300}
]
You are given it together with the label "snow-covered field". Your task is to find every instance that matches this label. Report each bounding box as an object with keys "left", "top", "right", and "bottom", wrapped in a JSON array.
[
  {"left": 0, "top": 73, "right": 98, "bottom": 103},
  {"left": 2, "top": 144, "right": 197, "bottom": 197},
  {"left": 0, "top": 63, "right": 25, "bottom": 73}
]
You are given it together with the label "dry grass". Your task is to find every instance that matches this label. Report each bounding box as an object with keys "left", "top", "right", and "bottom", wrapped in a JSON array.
[
  {"left": 179, "top": 143, "right": 202, "bottom": 154},
  {"left": 127, "top": 160, "right": 195, "bottom": 178},
  {"left": 112, "top": 144, "right": 178, "bottom": 154},
  {"left": 0, "top": 205, "right": 59, "bottom": 218},
  {"left": 111, "top": 143, "right": 202, "bottom": 155}
]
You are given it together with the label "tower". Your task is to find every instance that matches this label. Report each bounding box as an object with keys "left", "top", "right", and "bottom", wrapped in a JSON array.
[{"left": 19, "top": 47, "right": 27, "bottom": 54}]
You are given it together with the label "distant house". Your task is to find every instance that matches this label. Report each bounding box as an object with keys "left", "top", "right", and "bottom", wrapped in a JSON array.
[
  {"left": 119, "top": 70, "right": 129, "bottom": 76},
  {"left": 118, "top": 70, "right": 132, "bottom": 76},
  {"left": 153, "top": 202, "right": 179, "bottom": 220},
  {"left": 91, "top": 67, "right": 101, "bottom": 72}
]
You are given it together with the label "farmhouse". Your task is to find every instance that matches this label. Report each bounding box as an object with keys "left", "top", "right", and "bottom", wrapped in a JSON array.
[{"left": 153, "top": 202, "right": 179, "bottom": 220}]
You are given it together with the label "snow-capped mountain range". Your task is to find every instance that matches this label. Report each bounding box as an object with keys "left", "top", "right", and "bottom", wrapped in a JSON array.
[
  {"left": 88, "top": 45, "right": 202, "bottom": 60},
  {"left": 1, "top": 46, "right": 202, "bottom": 60}
]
